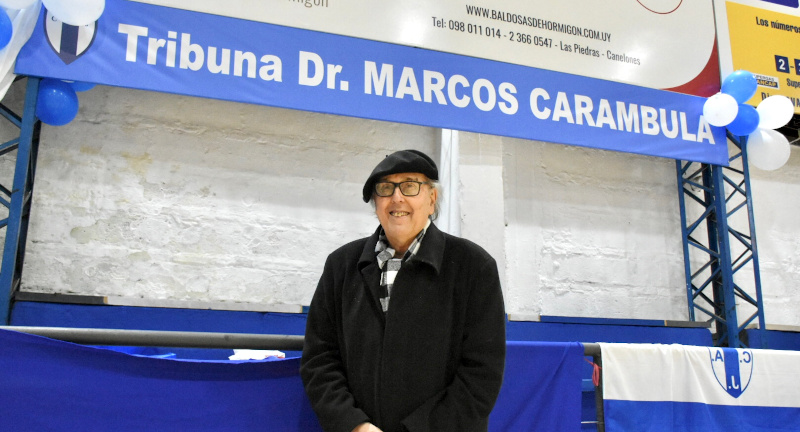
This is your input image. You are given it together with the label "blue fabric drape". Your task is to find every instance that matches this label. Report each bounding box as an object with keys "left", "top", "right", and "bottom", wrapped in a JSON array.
[
  {"left": 489, "top": 341, "right": 584, "bottom": 432},
  {"left": 0, "top": 329, "right": 584, "bottom": 431}
]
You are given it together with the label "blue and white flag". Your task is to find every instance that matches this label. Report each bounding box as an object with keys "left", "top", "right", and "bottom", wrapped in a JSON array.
[{"left": 601, "top": 343, "right": 800, "bottom": 431}]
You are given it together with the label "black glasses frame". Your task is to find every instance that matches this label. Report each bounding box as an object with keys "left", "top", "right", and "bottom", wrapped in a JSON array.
[{"left": 374, "top": 181, "right": 431, "bottom": 197}]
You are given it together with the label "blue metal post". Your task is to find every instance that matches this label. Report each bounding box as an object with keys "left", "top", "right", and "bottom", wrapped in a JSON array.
[
  {"left": 710, "top": 163, "right": 740, "bottom": 347},
  {"left": 0, "top": 77, "right": 39, "bottom": 324},
  {"left": 677, "top": 133, "right": 768, "bottom": 348}
]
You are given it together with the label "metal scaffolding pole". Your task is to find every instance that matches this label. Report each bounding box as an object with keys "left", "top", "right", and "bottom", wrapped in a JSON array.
[
  {"left": 0, "top": 326, "right": 308, "bottom": 351},
  {"left": 676, "top": 133, "right": 767, "bottom": 348},
  {"left": 0, "top": 325, "right": 602, "bottom": 354},
  {"left": 0, "top": 77, "right": 40, "bottom": 325}
]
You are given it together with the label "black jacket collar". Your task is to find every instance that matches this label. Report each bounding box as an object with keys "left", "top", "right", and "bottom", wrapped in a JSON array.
[{"left": 357, "top": 222, "right": 445, "bottom": 275}]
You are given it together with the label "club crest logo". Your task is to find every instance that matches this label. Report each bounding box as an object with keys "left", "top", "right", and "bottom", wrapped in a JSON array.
[
  {"left": 44, "top": 10, "right": 97, "bottom": 65},
  {"left": 709, "top": 347, "right": 754, "bottom": 398}
]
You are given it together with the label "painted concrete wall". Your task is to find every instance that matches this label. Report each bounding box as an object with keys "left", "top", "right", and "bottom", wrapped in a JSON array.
[{"left": 2, "top": 82, "right": 799, "bottom": 326}]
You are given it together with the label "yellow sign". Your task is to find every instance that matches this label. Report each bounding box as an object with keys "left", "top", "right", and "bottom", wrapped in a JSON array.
[{"left": 727, "top": 1, "right": 800, "bottom": 112}]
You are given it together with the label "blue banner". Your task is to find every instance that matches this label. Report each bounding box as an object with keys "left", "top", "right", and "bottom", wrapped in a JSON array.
[{"left": 15, "top": 0, "right": 728, "bottom": 165}]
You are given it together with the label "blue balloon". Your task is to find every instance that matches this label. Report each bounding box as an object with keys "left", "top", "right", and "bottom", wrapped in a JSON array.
[
  {"left": 36, "top": 79, "right": 79, "bottom": 126},
  {"left": 721, "top": 70, "right": 757, "bottom": 104},
  {"left": 727, "top": 104, "right": 760, "bottom": 136},
  {"left": 0, "top": 11, "right": 12, "bottom": 50}
]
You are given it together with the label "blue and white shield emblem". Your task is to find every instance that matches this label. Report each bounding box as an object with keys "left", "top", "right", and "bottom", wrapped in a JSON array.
[
  {"left": 44, "top": 10, "right": 97, "bottom": 65},
  {"left": 709, "top": 347, "right": 754, "bottom": 398}
]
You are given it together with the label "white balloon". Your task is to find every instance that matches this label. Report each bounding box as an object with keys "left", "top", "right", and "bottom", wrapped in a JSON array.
[
  {"left": 0, "top": 0, "right": 36, "bottom": 9},
  {"left": 756, "top": 95, "right": 795, "bottom": 130},
  {"left": 747, "top": 128, "right": 791, "bottom": 171},
  {"left": 703, "top": 92, "right": 739, "bottom": 127},
  {"left": 42, "top": 0, "right": 104, "bottom": 26}
]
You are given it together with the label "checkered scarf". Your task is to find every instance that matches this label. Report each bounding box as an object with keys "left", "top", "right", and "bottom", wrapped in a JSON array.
[{"left": 375, "top": 219, "right": 430, "bottom": 313}]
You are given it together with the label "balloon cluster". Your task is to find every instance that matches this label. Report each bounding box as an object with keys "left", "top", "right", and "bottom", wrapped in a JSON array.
[
  {"left": 703, "top": 70, "right": 795, "bottom": 171},
  {"left": 0, "top": 0, "right": 105, "bottom": 125}
]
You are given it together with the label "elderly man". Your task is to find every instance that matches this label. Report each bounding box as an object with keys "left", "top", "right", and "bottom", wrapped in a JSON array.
[{"left": 301, "top": 149, "right": 506, "bottom": 432}]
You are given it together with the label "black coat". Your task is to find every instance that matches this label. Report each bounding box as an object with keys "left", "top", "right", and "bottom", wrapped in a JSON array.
[{"left": 301, "top": 223, "right": 506, "bottom": 432}]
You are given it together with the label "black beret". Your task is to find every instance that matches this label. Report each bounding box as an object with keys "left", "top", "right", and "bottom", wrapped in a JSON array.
[{"left": 362, "top": 149, "right": 439, "bottom": 202}]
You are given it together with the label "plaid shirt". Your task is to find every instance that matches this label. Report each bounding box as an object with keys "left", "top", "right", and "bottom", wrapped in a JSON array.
[{"left": 375, "top": 219, "right": 430, "bottom": 313}]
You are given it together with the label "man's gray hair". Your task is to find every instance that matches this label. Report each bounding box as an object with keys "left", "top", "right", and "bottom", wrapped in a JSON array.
[{"left": 429, "top": 180, "right": 440, "bottom": 221}]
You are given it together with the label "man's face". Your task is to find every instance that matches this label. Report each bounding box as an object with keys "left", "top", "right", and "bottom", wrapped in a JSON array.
[{"left": 374, "top": 172, "right": 437, "bottom": 253}]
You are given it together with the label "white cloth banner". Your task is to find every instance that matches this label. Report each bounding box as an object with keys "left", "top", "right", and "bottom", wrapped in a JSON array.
[{"left": 601, "top": 343, "right": 800, "bottom": 431}]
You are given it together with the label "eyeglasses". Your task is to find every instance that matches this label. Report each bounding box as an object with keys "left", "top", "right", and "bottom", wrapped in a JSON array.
[{"left": 374, "top": 181, "right": 430, "bottom": 197}]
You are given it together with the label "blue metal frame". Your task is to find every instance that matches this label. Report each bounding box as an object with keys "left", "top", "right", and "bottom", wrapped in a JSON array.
[
  {"left": 676, "top": 133, "right": 767, "bottom": 348},
  {"left": 0, "top": 77, "right": 40, "bottom": 325}
]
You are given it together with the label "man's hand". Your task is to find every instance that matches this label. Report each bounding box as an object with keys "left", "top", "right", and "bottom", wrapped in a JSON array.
[{"left": 351, "top": 422, "right": 383, "bottom": 432}]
